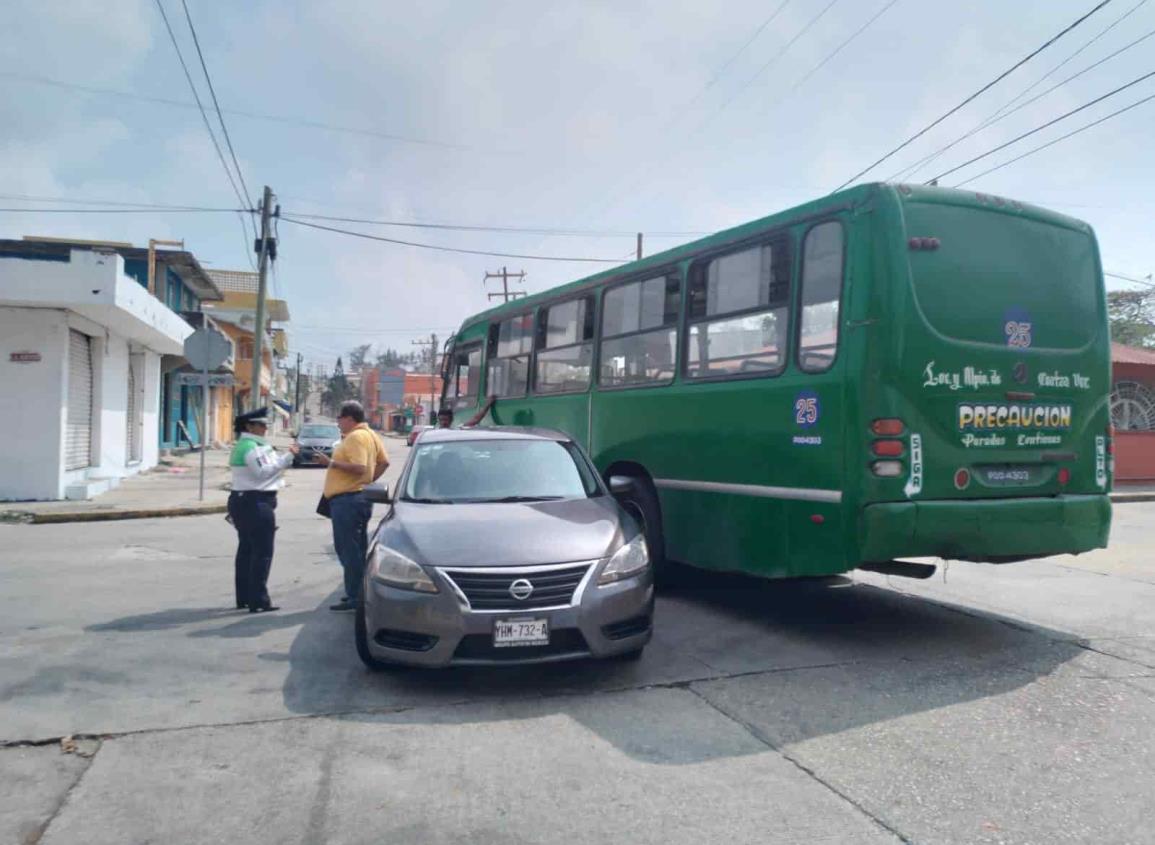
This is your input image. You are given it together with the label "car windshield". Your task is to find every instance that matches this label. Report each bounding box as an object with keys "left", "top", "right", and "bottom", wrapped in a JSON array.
[
  {"left": 402, "top": 439, "right": 600, "bottom": 503},
  {"left": 299, "top": 425, "right": 339, "bottom": 439}
]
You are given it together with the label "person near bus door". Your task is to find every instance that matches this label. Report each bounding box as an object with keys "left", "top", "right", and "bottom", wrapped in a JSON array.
[{"left": 227, "top": 408, "right": 299, "bottom": 613}]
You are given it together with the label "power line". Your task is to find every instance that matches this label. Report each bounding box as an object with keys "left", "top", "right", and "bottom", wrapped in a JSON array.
[
  {"left": 279, "top": 216, "right": 624, "bottom": 264},
  {"left": 687, "top": 0, "right": 795, "bottom": 109},
  {"left": 832, "top": 0, "right": 1115, "bottom": 191},
  {"left": 0, "top": 70, "right": 511, "bottom": 155},
  {"left": 0, "top": 192, "right": 249, "bottom": 211},
  {"left": 179, "top": 0, "right": 254, "bottom": 214},
  {"left": 762, "top": 0, "right": 901, "bottom": 116},
  {"left": 0, "top": 206, "right": 244, "bottom": 214},
  {"left": 1106, "top": 271, "right": 1155, "bottom": 287},
  {"left": 953, "top": 89, "right": 1155, "bottom": 186},
  {"left": 705, "top": 0, "right": 842, "bottom": 122},
  {"left": 891, "top": 3, "right": 1154, "bottom": 182},
  {"left": 928, "top": 69, "right": 1155, "bottom": 184},
  {"left": 282, "top": 210, "right": 708, "bottom": 238}
]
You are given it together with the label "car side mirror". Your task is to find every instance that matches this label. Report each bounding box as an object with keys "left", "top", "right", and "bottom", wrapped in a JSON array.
[
  {"left": 608, "top": 476, "right": 635, "bottom": 496},
  {"left": 364, "top": 483, "right": 391, "bottom": 504}
]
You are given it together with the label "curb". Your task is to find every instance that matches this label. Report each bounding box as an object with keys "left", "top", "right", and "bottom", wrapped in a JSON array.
[
  {"left": 1, "top": 504, "right": 228, "bottom": 525},
  {"left": 1110, "top": 493, "right": 1155, "bottom": 504}
]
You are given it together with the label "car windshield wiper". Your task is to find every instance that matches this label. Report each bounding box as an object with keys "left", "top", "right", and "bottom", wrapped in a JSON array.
[
  {"left": 401, "top": 497, "right": 454, "bottom": 504},
  {"left": 482, "top": 495, "right": 566, "bottom": 503}
]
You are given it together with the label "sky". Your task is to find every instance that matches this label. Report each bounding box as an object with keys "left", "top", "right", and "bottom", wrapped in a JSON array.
[{"left": 2, "top": 0, "right": 1153, "bottom": 374}]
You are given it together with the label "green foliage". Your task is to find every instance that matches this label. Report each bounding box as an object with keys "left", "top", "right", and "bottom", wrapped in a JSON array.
[
  {"left": 1108, "top": 289, "right": 1155, "bottom": 349},
  {"left": 321, "top": 356, "right": 357, "bottom": 415}
]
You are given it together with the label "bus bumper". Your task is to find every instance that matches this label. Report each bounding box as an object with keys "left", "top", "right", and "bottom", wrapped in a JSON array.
[{"left": 859, "top": 494, "right": 1112, "bottom": 563}]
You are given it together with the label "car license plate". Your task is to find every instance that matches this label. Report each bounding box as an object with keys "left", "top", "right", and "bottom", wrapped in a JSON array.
[{"left": 493, "top": 618, "right": 549, "bottom": 647}]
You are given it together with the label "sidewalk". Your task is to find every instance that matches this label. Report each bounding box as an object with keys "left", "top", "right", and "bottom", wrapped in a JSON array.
[{"left": 0, "top": 433, "right": 297, "bottom": 524}]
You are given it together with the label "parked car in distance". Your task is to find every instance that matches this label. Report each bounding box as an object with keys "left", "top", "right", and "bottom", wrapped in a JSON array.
[
  {"left": 406, "top": 424, "right": 433, "bottom": 447},
  {"left": 292, "top": 422, "right": 340, "bottom": 467},
  {"left": 356, "top": 427, "right": 654, "bottom": 669}
]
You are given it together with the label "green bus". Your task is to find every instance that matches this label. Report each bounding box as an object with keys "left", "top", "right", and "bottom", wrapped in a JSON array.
[{"left": 440, "top": 183, "right": 1112, "bottom": 581}]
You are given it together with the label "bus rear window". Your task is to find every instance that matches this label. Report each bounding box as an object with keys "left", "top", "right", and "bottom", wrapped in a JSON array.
[{"left": 905, "top": 204, "right": 1100, "bottom": 350}]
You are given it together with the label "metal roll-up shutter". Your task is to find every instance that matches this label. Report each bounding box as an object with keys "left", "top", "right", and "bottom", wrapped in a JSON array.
[
  {"left": 126, "top": 355, "right": 141, "bottom": 463},
  {"left": 66, "top": 330, "right": 94, "bottom": 470}
]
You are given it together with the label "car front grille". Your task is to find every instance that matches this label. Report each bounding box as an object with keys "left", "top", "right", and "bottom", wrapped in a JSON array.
[{"left": 440, "top": 563, "right": 593, "bottom": 611}]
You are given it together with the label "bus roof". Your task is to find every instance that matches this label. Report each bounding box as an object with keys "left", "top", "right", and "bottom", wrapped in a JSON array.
[{"left": 457, "top": 182, "right": 1092, "bottom": 334}]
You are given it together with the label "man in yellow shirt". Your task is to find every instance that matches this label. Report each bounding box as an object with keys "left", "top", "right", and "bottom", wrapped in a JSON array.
[{"left": 314, "top": 401, "right": 388, "bottom": 611}]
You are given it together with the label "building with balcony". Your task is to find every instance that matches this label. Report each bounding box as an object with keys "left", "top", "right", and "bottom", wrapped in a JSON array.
[{"left": 0, "top": 237, "right": 221, "bottom": 500}]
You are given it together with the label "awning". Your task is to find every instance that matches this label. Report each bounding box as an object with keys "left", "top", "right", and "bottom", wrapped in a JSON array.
[
  {"left": 272, "top": 403, "right": 290, "bottom": 419},
  {"left": 273, "top": 399, "right": 293, "bottom": 413}
]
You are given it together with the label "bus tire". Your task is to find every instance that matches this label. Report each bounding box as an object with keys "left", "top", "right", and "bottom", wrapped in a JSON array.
[{"left": 618, "top": 477, "right": 672, "bottom": 586}]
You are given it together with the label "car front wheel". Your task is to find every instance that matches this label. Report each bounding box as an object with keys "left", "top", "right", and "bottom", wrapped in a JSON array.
[{"left": 354, "top": 599, "right": 389, "bottom": 672}]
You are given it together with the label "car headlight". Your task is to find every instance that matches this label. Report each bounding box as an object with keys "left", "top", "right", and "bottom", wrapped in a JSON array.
[
  {"left": 369, "top": 545, "right": 438, "bottom": 593},
  {"left": 598, "top": 534, "right": 649, "bottom": 586}
]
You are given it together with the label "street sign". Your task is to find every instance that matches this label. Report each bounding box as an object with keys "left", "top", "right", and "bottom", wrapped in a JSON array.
[
  {"left": 183, "top": 328, "right": 231, "bottom": 372},
  {"left": 176, "top": 373, "right": 235, "bottom": 387}
]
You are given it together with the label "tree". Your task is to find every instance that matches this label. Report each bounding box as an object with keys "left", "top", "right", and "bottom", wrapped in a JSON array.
[
  {"left": 375, "top": 348, "right": 417, "bottom": 369},
  {"left": 321, "top": 356, "right": 357, "bottom": 415},
  {"left": 348, "top": 343, "right": 372, "bottom": 372},
  {"left": 1108, "top": 289, "right": 1155, "bottom": 349}
]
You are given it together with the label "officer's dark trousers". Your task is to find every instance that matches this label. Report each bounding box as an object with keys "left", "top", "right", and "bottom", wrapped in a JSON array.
[{"left": 228, "top": 490, "right": 277, "bottom": 607}]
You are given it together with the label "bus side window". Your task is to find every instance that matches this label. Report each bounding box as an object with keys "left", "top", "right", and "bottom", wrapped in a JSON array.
[
  {"left": 798, "top": 221, "right": 844, "bottom": 373},
  {"left": 535, "top": 295, "right": 595, "bottom": 394},
  {"left": 600, "top": 274, "right": 679, "bottom": 387},
  {"left": 485, "top": 313, "right": 533, "bottom": 398},
  {"left": 686, "top": 236, "right": 792, "bottom": 378},
  {"left": 451, "top": 344, "right": 483, "bottom": 408}
]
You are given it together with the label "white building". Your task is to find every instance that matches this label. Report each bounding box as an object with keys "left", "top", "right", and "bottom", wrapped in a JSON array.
[{"left": 0, "top": 239, "right": 218, "bottom": 501}]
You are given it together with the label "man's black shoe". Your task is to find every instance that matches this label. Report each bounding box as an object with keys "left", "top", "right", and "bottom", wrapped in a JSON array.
[
  {"left": 248, "top": 603, "right": 280, "bottom": 613},
  {"left": 329, "top": 599, "right": 356, "bottom": 612}
]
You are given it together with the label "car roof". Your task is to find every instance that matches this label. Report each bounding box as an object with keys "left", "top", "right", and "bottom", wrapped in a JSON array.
[{"left": 418, "top": 426, "right": 573, "bottom": 444}]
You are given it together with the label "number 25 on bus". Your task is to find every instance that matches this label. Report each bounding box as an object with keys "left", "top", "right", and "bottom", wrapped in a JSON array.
[{"left": 440, "top": 184, "right": 1112, "bottom": 583}]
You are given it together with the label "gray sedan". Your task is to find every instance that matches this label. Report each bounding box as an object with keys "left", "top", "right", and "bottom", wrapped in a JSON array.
[{"left": 356, "top": 427, "right": 654, "bottom": 668}]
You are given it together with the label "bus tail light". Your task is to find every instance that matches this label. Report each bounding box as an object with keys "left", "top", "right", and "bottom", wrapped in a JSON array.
[
  {"left": 871, "top": 439, "right": 904, "bottom": 457},
  {"left": 1058, "top": 467, "right": 1071, "bottom": 486},
  {"left": 870, "top": 418, "right": 905, "bottom": 436},
  {"left": 872, "top": 460, "right": 903, "bottom": 477},
  {"left": 954, "top": 468, "right": 971, "bottom": 490}
]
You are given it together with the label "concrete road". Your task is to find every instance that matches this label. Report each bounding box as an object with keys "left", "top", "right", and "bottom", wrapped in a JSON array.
[{"left": 2, "top": 452, "right": 1153, "bottom": 844}]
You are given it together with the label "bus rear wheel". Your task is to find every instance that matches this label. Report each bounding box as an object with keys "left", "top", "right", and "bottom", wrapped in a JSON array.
[{"left": 618, "top": 477, "right": 674, "bottom": 587}]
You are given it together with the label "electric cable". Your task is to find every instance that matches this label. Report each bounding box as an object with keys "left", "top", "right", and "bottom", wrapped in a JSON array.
[
  {"left": 179, "top": 0, "right": 255, "bottom": 214},
  {"left": 279, "top": 216, "right": 625, "bottom": 263},
  {"left": 832, "top": 0, "right": 1115, "bottom": 191},
  {"left": 926, "top": 69, "right": 1155, "bottom": 184},
  {"left": 952, "top": 89, "right": 1155, "bottom": 186},
  {"left": 0, "top": 192, "right": 248, "bottom": 211},
  {"left": 0, "top": 206, "right": 245, "bottom": 214},
  {"left": 891, "top": 1, "right": 1153, "bottom": 182},
  {"left": 282, "top": 210, "right": 709, "bottom": 238}
]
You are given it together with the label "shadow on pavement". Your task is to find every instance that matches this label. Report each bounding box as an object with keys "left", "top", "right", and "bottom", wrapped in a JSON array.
[
  {"left": 86, "top": 607, "right": 243, "bottom": 632},
  {"left": 278, "top": 567, "right": 1083, "bottom": 764}
]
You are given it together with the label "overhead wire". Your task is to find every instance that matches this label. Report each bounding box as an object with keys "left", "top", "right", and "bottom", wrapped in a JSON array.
[
  {"left": 1105, "top": 271, "right": 1155, "bottom": 287},
  {"left": 0, "top": 193, "right": 247, "bottom": 211},
  {"left": 279, "top": 216, "right": 626, "bottom": 264},
  {"left": 0, "top": 206, "right": 244, "bottom": 214},
  {"left": 832, "top": 0, "right": 1116, "bottom": 191},
  {"left": 891, "top": 0, "right": 1153, "bottom": 181},
  {"left": 927, "top": 69, "right": 1155, "bottom": 184},
  {"left": 179, "top": 0, "right": 255, "bottom": 215},
  {"left": 952, "top": 89, "right": 1155, "bottom": 186},
  {"left": 0, "top": 70, "right": 512, "bottom": 155},
  {"left": 281, "top": 210, "right": 709, "bottom": 238}
]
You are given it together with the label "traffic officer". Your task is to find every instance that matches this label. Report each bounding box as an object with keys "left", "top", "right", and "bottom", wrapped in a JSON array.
[{"left": 227, "top": 408, "right": 298, "bottom": 612}]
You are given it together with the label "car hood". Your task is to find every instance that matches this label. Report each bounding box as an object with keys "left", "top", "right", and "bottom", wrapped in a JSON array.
[
  {"left": 298, "top": 437, "right": 339, "bottom": 447},
  {"left": 379, "top": 496, "right": 629, "bottom": 567}
]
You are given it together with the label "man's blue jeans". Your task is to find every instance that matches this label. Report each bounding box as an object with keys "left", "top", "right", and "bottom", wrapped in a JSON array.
[{"left": 330, "top": 492, "right": 372, "bottom": 602}]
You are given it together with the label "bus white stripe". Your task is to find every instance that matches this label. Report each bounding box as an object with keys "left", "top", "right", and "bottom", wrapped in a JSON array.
[{"left": 653, "top": 478, "right": 842, "bottom": 504}]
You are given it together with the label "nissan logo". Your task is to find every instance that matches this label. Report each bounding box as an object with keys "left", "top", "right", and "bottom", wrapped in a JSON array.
[{"left": 509, "top": 578, "right": 534, "bottom": 601}]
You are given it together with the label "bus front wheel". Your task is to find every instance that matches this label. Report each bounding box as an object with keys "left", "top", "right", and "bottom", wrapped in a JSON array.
[{"left": 618, "top": 478, "right": 673, "bottom": 587}]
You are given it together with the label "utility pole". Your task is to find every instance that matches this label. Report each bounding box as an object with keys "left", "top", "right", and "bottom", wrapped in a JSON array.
[
  {"left": 636, "top": 232, "right": 643, "bottom": 261},
  {"left": 250, "top": 185, "right": 277, "bottom": 412},
  {"left": 484, "top": 266, "right": 526, "bottom": 302},
  {"left": 292, "top": 351, "right": 303, "bottom": 432},
  {"left": 411, "top": 333, "right": 439, "bottom": 424}
]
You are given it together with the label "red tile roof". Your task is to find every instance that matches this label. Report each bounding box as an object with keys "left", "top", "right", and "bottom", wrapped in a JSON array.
[{"left": 1112, "top": 342, "right": 1155, "bottom": 366}]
